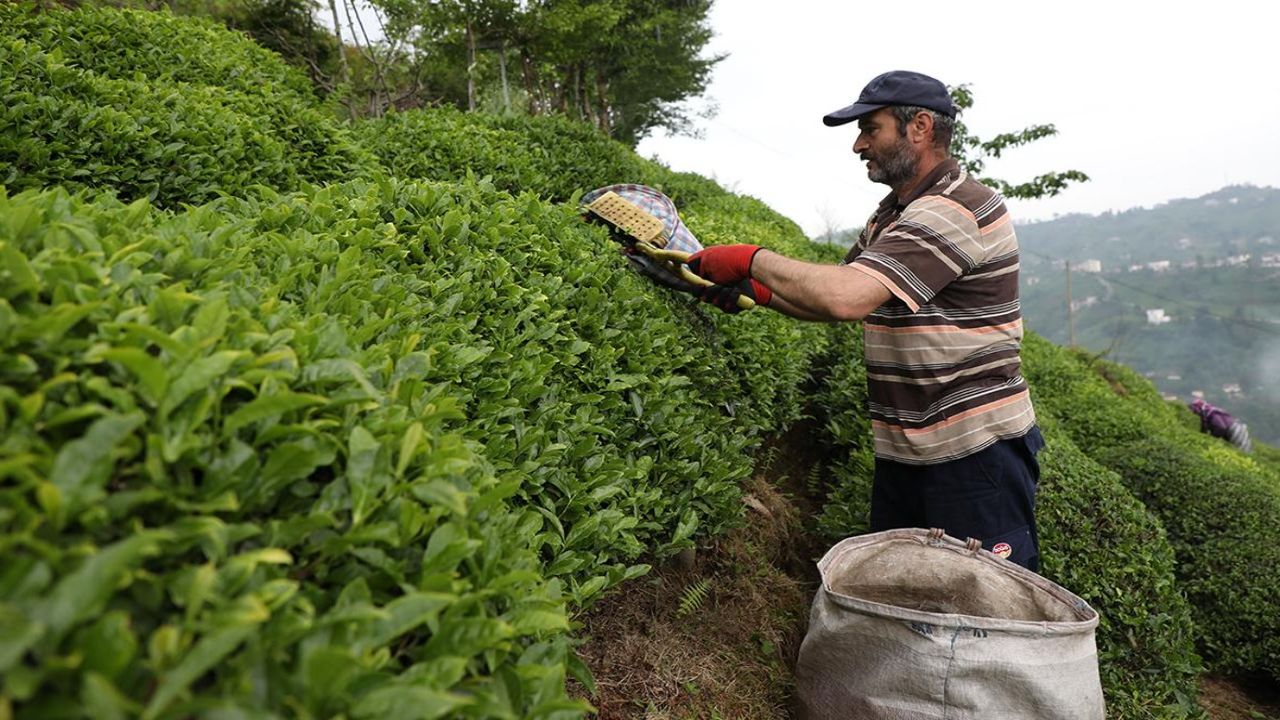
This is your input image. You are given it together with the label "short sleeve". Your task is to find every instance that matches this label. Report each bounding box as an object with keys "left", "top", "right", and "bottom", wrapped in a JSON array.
[{"left": 848, "top": 195, "right": 986, "bottom": 311}]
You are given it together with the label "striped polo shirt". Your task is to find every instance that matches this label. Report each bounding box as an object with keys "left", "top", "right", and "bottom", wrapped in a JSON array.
[{"left": 842, "top": 158, "right": 1036, "bottom": 464}]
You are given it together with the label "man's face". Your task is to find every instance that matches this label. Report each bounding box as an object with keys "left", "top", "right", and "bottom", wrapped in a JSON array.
[{"left": 852, "top": 108, "right": 918, "bottom": 187}]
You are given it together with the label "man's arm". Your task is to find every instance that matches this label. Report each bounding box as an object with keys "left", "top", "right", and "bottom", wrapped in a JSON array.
[
  {"left": 751, "top": 250, "right": 892, "bottom": 321},
  {"left": 764, "top": 293, "right": 835, "bottom": 321}
]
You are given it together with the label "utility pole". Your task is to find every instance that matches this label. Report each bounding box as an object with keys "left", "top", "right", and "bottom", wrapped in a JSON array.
[{"left": 1065, "top": 261, "right": 1076, "bottom": 346}]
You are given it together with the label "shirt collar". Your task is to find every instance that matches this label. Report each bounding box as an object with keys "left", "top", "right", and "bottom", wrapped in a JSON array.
[{"left": 877, "top": 157, "right": 962, "bottom": 211}]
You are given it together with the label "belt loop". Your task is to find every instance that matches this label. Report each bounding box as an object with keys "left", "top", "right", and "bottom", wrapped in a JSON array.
[{"left": 965, "top": 537, "right": 982, "bottom": 554}]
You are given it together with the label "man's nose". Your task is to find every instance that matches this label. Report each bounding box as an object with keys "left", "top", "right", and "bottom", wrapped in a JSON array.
[{"left": 852, "top": 135, "right": 868, "bottom": 154}]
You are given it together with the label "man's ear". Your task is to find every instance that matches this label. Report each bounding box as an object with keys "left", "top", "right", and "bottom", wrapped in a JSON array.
[{"left": 910, "top": 111, "right": 935, "bottom": 145}]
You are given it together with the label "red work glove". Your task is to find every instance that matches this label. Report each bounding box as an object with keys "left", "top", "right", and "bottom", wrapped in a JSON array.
[
  {"left": 687, "top": 244, "right": 762, "bottom": 285},
  {"left": 697, "top": 278, "right": 772, "bottom": 313}
]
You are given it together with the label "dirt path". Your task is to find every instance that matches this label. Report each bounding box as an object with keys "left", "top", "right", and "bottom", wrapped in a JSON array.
[
  {"left": 1200, "top": 676, "right": 1280, "bottom": 719},
  {"left": 570, "top": 423, "right": 827, "bottom": 718}
]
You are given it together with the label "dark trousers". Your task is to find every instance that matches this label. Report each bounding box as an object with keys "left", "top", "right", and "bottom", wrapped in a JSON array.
[{"left": 869, "top": 426, "right": 1045, "bottom": 571}]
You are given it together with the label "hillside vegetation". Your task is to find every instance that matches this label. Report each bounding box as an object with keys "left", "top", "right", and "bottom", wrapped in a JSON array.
[
  {"left": 1, "top": 6, "right": 374, "bottom": 207},
  {"left": 1, "top": 6, "right": 1278, "bottom": 719},
  {"left": 1022, "top": 337, "right": 1280, "bottom": 681},
  {"left": 1018, "top": 185, "right": 1280, "bottom": 444}
]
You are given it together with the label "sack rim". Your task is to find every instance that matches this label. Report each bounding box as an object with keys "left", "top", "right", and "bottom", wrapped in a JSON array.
[{"left": 817, "top": 529, "right": 1100, "bottom": 634}]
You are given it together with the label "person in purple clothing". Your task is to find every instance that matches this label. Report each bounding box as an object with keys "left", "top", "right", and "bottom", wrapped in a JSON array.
[{"left": 1189, "top": 398, "right": 1252, "bottom": 453}]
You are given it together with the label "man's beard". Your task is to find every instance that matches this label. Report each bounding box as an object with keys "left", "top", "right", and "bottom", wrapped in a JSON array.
[{"left": 866, "top": 137, "right": 917, "bottom": 186}]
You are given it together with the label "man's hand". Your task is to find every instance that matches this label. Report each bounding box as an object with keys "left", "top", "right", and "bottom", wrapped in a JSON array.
[
  {"left": 697, "top": 278, "right": 772, "bottom": 313},
  {"left": 687, "top": 244, "right": 762, "bottom": 285}
]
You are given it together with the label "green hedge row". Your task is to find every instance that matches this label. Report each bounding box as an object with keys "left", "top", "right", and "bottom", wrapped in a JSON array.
[
  {"left": 1, "top": 8, "right": 850, "bottom": 713},
  {"left": 806, "top": 326, "right": 876, "bottom": 540},
  {"left": 1022, "top": 335, "right": 1280, "bottom": 682},
  {"left": 356, "top": 107, "right": 723, "bottom": 207},
  {"left": 1, "top": 10, "right": 374, "bottom": 209},
  {"left": 1032, "top": 415, "right": 1205, "bottom": 718},
  {"left": 355, "top": 105, "right": 837, "bottom": 435},
  {"left": 810, "top": 328, "right": 1206, "bottom": 718},
  {"left": 678, "top": 194, "right": 837, "bottom": 431},
  {"left": 0, "top": 183, "right": 581, "bottom": 717},
  {"left": 0, "top": 4, "right": 317, "bottom": 101},
  {"left": 1252, "top": 442, "right": 1280, "bottom": 478},
  {"left": 0, "top": 175, "right": 828, "bottom": 716}
]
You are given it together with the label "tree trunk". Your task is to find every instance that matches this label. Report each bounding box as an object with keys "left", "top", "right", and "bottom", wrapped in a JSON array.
[
  {"left": 579, "top": 64, "right": 594, "bottom": 125},
  {"left": 303, "top": 6, "right": 321, "bottom": 87},
  {"left": 341, "top": 0, "right": 385, "bottom": 117},
  {"left": 596, "top": 68, "right": 611, "bottom": 135},
  {"left": 326, "top": 0, "right": 349, "bottom": 85},
  {"left": 555, "top": 67, "right": 569, "bottom": 113},
  {"left": 466, "top": 20, "right": 477, "bottom": 112},
  {"left": 521, "top": 49, "right": 538, "bottom": 115},
  {"left": 498, "top": 42, "right": 511, "bottom": 113},
  {"left": 571, "top": 65, "right": 581, "bottom": 120}
]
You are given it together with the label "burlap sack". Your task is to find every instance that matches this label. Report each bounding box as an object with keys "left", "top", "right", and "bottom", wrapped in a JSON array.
[{"left": 796, "top": 529, "right": 1104, "bottom": 720}]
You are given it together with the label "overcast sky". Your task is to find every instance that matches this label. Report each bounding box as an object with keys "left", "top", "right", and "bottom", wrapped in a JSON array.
[
  {"left": 636, "top": 0, "right": 1280, "bottom": 237},
  {"left": 328, "top": 1, "right": 1280, "bottom": 238}
]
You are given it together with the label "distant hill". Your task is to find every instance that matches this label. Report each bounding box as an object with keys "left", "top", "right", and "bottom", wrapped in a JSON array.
[
  {"left": 1017, "top": 185, "right": 1280, "bottom": 444},
  {"left": 1018, "top": 184, "right": 1280, "bottom": 270}
]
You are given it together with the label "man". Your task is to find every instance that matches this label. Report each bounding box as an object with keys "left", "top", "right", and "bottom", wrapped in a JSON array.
[{"left": 688, "top": 70, "right": 1045, "bottom": 571}]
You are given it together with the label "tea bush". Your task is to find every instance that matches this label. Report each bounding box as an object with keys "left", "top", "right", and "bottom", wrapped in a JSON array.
[
  {"left": 356, "top": 108, "right": 549, "bottom": 199},
  {"left": 1032, "top": 416, "right": 1205, "bottom": 718},
  {"left": 358, "top": 107, "right": 838, "bottom": 436},
  {"left": 679, "top": 193, "right": 838, "bottom": 433},
  {"left": 1, "top": 8, "right": 848, "bottom": 712},
  {"left": 1252, "top": 442, "right": 1280, "bottom": 477},
  {"left": 0, "top": 183, "right": 585, "bottom": 717},
  {"left": 357, "top": 107, "right": 722, "bottom": 206},
  {"left": 1, "top": 12, "right": 373, "bottom": 207},
  {"left": 0, "top": 4, "right": 316, "bottom": 101},
  {"left": 807, "top": 325, "right": 875, "bottom": 539},
  {"left": 0, "top": 175, "right": 829, "bottom": 716},
  {"left": 482, "top": 113, "right": 727, "bottom": 207},
  {"left": 1022, "top": 334, "right": 1280, "bottom": 682}
]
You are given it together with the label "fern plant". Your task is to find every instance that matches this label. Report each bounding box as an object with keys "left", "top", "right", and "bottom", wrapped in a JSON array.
[{"left": 677, "top": 578, "right": 713, "bottom": 618}]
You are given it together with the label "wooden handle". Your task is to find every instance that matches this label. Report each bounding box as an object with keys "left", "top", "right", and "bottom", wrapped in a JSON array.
[{"left": 633, "top": 244, "right": 755, "bottom": 310}]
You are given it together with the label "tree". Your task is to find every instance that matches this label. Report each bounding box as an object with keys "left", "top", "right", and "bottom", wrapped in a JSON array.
[
  {"left": 949, "top": 85, "right": 1089, "bottom": 201},
  {"left": 572, "top": 0, "right": 723, "bottom": 145},
  {"left": 370, "top": 0, "right": 722, "bottom": 145},
  {"left": 378, "top": 0, "right": 520, "bottom": 110},
  {"left": 223, "top": 0, "right": 343, "bottom": 93}
]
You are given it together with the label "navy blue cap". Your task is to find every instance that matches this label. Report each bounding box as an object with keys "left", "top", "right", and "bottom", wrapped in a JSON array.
[{"left": 823, "top": 70, "right": 956, "bottom": 127}]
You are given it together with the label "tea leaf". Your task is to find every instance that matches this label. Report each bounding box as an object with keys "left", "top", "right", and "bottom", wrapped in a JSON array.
[
  {"left": 222, "top": 390, "right": 326, "bottom": 437},
  {"left": 50, "top": 412, "right": 145, "bottom": 517}
]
